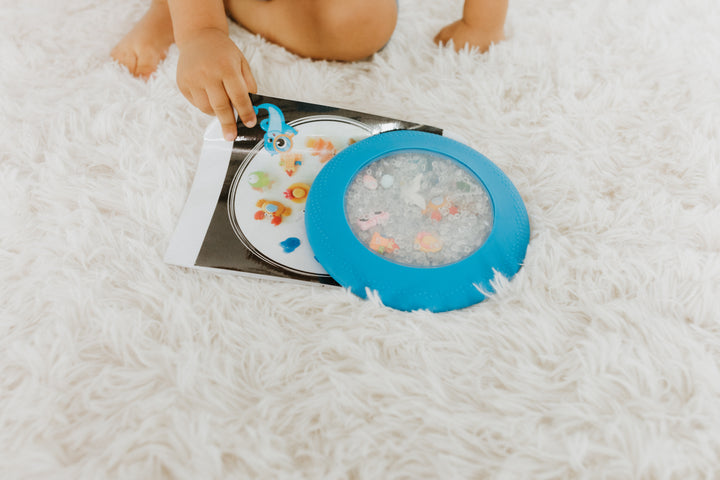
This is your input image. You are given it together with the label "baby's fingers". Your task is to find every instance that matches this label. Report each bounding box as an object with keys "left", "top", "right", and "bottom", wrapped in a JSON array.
[
  {"left": 433, "top": 21, "right": 459, "bottom": 47},
  {"left": 188, "top": 89, "right": 213, "bottom": 115},
  {"left": 224, "top": 74, "right": 256, "bottom": 129},
  {"left": 241, "top": 56, "right": 257, "bottom": 95},
  {"left": 434, "top": 26, "right": 450, "bottom": 45},
  {"left": 206, "top": 86, "right": 239, "bottom": 142}
]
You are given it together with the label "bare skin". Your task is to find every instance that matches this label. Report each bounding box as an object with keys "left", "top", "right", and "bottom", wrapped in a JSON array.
[
  {"left": 111, "top": 0, "right": 506, "bottom": 141},
  {"left": 224, "top": 0, "right": 398, "bottom": 61},
  {"left": 110, "top": 1, "right": 175, "bottom": 79},
  {"left": 434, "top": 0, "right": 508, "bottom": 52}
]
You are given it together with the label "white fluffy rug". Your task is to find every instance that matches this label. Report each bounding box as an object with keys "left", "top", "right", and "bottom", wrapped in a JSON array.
[{"left": 2, "top": 0, "right": 720, "bottom": 477}]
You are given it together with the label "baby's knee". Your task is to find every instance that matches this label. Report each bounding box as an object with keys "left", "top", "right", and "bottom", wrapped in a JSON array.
[{"left": 312, "top": 0, "right": 397, "bottom": 60}]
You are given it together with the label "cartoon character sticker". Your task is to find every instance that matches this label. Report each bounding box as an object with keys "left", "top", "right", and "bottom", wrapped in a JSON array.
[
  {"left": 280, "top": 237, "right": 301, "bottom": 253},
  {"left": 247, "top": 171, "right": 274, "bottom": 192},
  {"left": 306, "top": 137, "right": 337, "bottom": 164},
  {"left": 254, "top": 103, "right": 298, "bottom": 155},
  {"left": 283, "top": 183, "right": 311, "bottom": 203},
  {"left": 279, "top": 152, "right": 303, "bottom": 177},
  {"left": 254, "top": 199, "right": 292, "bottom": 226}
]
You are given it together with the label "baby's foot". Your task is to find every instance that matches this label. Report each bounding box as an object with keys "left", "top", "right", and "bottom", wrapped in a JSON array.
[{"left": 111, "top": 0, "right": 174, "bottom": 79}]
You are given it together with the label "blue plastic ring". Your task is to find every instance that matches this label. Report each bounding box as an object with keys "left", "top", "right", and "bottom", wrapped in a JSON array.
[{"left": 305, "top": 130, "right": 530, "bottom": 312}]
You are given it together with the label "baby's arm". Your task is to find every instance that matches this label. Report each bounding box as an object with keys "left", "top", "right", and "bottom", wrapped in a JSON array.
[
  {"left": 434, "top": 0, "right": 508, "bottom": 52},
  {"left": 169, "top": 0, "right": 257, "bottom": 141}
]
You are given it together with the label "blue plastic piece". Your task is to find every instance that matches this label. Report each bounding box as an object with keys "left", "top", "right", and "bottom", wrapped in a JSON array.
[
  {"left": 253, "top": 103, "right": 298, "bottom": 154},
  {"left": 280, "top": 237, "right": 301, "bottom": 253},
  {"left": 305, "top": 130, "right": 530, "bottom": 312}
]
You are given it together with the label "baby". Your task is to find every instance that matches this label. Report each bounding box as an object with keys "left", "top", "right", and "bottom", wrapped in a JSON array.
[{"left": 111, "top": 0, "right": 507, "bottom": 142}]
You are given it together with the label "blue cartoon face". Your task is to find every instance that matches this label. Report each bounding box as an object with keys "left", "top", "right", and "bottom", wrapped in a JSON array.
[
  {"left": 264, "top": 131, "right": 294, "bottom": 153},
  {"left": 254, "top": 103, "right": 298, "bottom": 155}
]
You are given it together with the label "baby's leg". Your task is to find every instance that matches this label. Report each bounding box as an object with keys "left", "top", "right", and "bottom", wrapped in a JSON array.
[
  {"left": 111, "top": 0, "right": 174, "bottom": 78},
  {"left": 224, "top": 0, "right": 398, "bottom": 61}
]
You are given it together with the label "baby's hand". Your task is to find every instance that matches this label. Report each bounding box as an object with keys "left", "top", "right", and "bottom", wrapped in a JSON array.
[
  {"left": 176, "top": 28, "right": 257, "bottom": 141},
  {"left": 434, "top": 19, "right": 505, "bottom": 53}
]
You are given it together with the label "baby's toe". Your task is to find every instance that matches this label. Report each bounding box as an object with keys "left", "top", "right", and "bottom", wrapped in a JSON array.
[
  {"left": 111, "top": 47, "right": 139, "bottom": 76},
  {"left": 135, "top": 52, "right": 162, "bottom": 79}
]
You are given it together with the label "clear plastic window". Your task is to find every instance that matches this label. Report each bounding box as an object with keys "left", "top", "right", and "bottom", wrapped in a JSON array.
[{"left": 344, "top": 150, "right": 493, "bottom": 267}]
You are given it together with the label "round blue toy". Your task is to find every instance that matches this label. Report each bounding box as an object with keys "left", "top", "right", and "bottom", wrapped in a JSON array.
[{"left": 305, "top": 130, "right": 530, "bottom": 312}]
